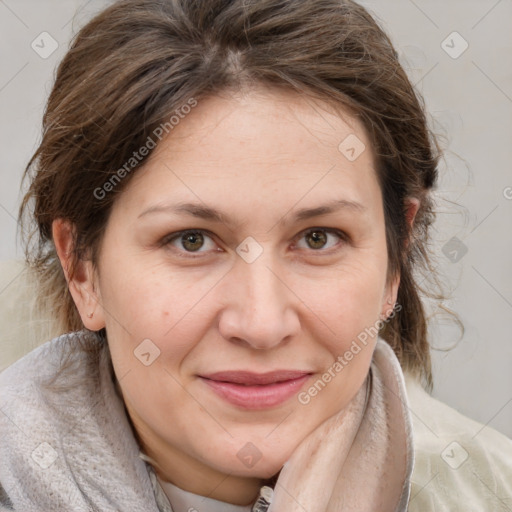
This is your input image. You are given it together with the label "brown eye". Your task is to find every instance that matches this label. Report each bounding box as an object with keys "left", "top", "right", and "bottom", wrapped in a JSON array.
[
  {"left": 306, "top": 230, "right": 328, "bottom": 249},
  {"left": 181, "top": 231, "right": 204, "bottom": 251},
  {"left": 162, "top": 229, "right": 220, "bottom": 258},
  {"left": 295, "top": 228, "right": 346, "bottom": 252}
]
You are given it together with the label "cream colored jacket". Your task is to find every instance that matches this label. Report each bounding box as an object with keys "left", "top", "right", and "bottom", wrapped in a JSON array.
[{"left": 1, "top": 260, "right": 511, "bottom": 511}]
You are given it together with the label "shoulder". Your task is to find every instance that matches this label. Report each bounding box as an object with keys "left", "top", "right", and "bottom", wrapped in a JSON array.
[
  {"left": 0, "top": 330, "right": 103, "bottom": 474},
  {"left": 0, "top": 330, "right": 104, "bottom": 449},
  {"left": 0, "top": 330, "right": 159, "bottom": 510},
  {"left": 0, "top": 329, "right": 101, "bottom": 395},
  {"left": 404, "top": 374, "right": 512, "bottom": 511},
  {"left": 0, "top": 259, "right": 60, "bottom": 372}
]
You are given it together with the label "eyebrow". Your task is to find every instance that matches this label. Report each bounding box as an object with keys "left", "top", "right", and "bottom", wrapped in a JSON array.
[{"left": 137, "top": 199, "right": 366, "bottom": 227}]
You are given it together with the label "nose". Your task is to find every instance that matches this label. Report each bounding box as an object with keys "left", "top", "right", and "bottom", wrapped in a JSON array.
[{"left": 218, "top": 256, "right": 301, "bottom": 350}]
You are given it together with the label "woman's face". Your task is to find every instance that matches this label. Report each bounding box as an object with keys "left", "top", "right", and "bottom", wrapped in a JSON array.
[{"left": 79, "top": 88, "right": 399, "bottom": 500}]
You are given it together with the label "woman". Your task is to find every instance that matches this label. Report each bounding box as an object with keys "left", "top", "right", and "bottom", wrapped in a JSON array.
[{"left": 1, "top": 0, "right": 511, "bottom": 510}]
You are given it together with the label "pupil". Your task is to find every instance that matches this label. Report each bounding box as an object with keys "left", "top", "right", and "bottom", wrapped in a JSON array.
[
  {"left": 182, "top": 232, "right": 204, "bottom": 251},
  {"left": 308, "top": 230, "right": 327, "bottom": 249}
]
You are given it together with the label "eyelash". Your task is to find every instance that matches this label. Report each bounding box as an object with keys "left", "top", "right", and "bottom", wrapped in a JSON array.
[{"left": 160, "top": 227, "right": 349, "bottom": 259}]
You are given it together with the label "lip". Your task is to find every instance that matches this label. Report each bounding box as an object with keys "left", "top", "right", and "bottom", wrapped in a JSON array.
[{"left": 199, "top": 370, "right": 312, "bottom": 409}]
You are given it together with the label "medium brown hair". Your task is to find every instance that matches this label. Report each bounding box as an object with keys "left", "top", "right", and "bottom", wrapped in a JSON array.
[{"left": 20, "top": 0, "right": 445, "bottom": 387}]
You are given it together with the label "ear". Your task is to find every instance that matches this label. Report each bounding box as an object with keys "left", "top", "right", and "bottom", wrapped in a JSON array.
[
  {"left": 380, "top": 197, "right": 420, "bottom": 319},
  {"left": 404, "top": 196, "right": 420, "bottom": 247},
  {"left": 52, "top": 218, "right": 106, "bottom": 331}
]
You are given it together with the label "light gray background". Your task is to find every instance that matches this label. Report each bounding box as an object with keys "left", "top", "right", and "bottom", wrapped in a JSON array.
[{"left": 0, "top": 1, "right": 511, "bottom": 437}]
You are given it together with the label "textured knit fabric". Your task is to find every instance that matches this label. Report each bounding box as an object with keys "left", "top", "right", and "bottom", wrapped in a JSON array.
[
  {"left": 0, "top": 329, "right": 411, "bottom": 511},
  {"left": 1, "top": 328, "right": 511, "bottom": 510},
  {"left": 0, "top": 331, "right": 159, "bottom": 512},
  {"left": 138, "top": 334, "right": 415, "bottom": 512}
]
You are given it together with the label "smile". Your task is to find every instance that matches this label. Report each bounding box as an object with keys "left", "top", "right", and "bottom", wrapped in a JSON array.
[{"left": 198, "top": 370, "right": 312, "bottom": 409}]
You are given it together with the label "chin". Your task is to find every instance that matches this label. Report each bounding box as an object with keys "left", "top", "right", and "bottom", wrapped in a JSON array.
[
  {"left": 247, "top": 459, "right": 287, "bottom": 479},
  {"left": 212, "top": 444, "right": 294, "bottom": 479}
]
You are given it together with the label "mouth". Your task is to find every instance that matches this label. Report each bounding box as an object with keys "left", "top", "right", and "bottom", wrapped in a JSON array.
[{"left": 198, "top": 370, "right": 313, "bottom": 409}]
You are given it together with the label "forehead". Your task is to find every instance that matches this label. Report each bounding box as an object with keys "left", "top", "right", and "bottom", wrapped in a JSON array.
[{"left": 115, "top": 86, "right": 382, "bottom": 223}]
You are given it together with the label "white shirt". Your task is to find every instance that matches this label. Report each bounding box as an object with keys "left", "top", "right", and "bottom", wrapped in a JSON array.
[
  {"left": 157, "top": 477, "right": 254, "bottom": 512},
  {"left": 139, "top": 451, "right": 274, "bottom": 512}
]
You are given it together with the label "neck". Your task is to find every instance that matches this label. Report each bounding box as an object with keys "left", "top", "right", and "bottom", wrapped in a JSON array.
[
  {"left": 145, "top": 440, "right": 264, "bottom": 506},
  {"left": 120, "top": 387, "right": 270, "bottom": 506}
]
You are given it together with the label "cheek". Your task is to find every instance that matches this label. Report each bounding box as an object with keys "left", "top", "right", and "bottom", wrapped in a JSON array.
[
  {"left": 294, "top": 255, "right": 387, "bottom": 383},
  {"left": 295, "top": 269, "right": 385, "bottom": 414},
  {"left": 100, "top": 262, "right": 216, "bottom": 433},
  {"left": 297, "top": 258, "right": 387, "bottom": 335},
  {"left": 98, "top": 252, "right": 220, "bottom": 336}
]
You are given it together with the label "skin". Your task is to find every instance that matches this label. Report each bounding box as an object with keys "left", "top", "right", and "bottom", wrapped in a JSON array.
[{"left": 53, "top": 86, "right": 418, "bottom": 506}]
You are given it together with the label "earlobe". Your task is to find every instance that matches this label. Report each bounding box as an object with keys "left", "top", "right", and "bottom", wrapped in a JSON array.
[
  {"left": 380, "top": 198, "right": 419, "bottom": 320},
  {"left": 52, "top": 218, "right": 106, "bottom": 330},
  {"left": 380, "top": 275, "right": 400, "bottom": 321}
]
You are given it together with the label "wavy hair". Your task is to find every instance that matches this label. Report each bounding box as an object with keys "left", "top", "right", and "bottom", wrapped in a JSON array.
[{"left": 19, "top": 0, "right": 448, "bottom": 388}]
